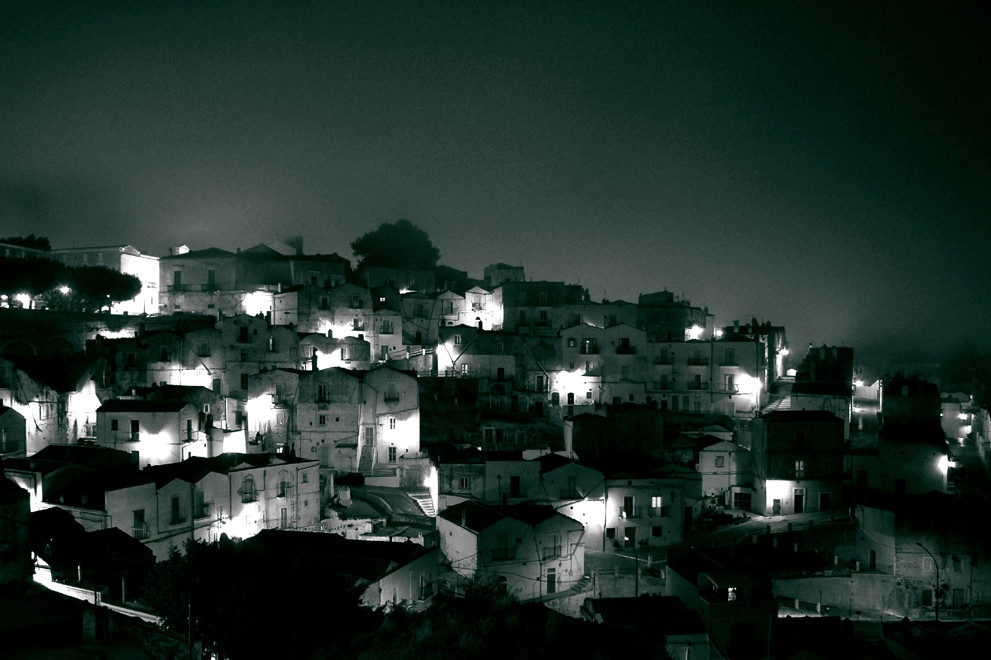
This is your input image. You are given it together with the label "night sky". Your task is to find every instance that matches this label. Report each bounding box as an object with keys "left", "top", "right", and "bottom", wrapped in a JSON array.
[{"left": 2, "top": 1, "right": 988, "bottom": 356}]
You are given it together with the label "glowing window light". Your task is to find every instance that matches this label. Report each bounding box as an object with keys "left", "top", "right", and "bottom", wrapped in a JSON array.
[
  {"left": 14, "top": 293, "right": 32, "bottom": 308},
  {"left": 58, "top": 285, "right": 72, "bottom": 295},
  {"left": 687, "top": 325, "right": 704, "bottom": 341},
  {"left": 938, "top": 455, "right": 949, "bottom": 475},
  {"left": 714, "top": 328, "right": 724, "bottom": 339}
]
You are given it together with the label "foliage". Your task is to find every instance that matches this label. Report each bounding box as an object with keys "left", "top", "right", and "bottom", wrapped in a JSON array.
[
  {"left": 0, "top": 234, "right": 51, "bottom": 251},
  {"left": 143, "top": 538, "right": 380, "bottom": 659},
  {"left": 351, "top": 219, "right": 440, "bottom": 270},
  {"left": 359, "top": 583, "right": 670, "bottom": 660},
  {"left": 0, "top": 257, "right": 140, "bottom": 308}
]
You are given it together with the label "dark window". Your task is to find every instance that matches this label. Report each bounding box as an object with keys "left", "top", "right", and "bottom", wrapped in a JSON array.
[{"left": 652, "top": 526, "right": 663, "bottom": 537}]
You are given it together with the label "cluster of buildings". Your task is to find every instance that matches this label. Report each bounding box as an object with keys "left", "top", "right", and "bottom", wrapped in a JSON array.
[{"left": 3, "top": 236, "right": 991, "bottom": 657}]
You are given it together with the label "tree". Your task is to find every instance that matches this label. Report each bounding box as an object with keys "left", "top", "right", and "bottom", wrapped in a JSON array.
[
  {"left": 0, "top": 234, "right": 51, "bottom": 251},
  {"left": 351, "top": 219, "right": 440, "bottom": 270}
]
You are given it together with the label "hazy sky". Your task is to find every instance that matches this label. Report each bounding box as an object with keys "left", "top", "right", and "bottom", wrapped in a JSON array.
[{"left": 2, "top": 1, "right": 988, "bottom": 355}]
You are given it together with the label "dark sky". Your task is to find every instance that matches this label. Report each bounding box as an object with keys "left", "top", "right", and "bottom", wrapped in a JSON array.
[{"left": 2, "top": 0, "right": 989, "bottom": 356}]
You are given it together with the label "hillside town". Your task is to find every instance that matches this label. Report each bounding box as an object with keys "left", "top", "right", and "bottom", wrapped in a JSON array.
[{"left": 2, "top": 229, "right": 990, "bottom": 659}]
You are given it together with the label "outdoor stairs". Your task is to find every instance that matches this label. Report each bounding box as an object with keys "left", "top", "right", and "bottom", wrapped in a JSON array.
[
  {"left": 408, "top": 490, "right": 436, "bottom": 517},
  {"left": 568, "top": 574, "right": 593, "bottom": 595},
  {"left": 357, "top": 450, "right": 374, "bottom": 476},
  {"left": 762, "top": 379, "right": 794, "bottom": 413}
]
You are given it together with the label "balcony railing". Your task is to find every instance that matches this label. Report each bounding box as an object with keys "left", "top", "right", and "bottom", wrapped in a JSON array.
[
  {"left": 687, "top": 382, "right": 709, "bottom": 390},
  {"left": 720, "top": 359, "right": 739, "bottom": 366},
  {"left": 132, "top": 525, "right": 149, "bottom": 540},
  {"left": 195, "top": 503, "right": 211, "bottom": 519},
  {"left": 542, "top": 546, "right": 563, "bottom": 560}
]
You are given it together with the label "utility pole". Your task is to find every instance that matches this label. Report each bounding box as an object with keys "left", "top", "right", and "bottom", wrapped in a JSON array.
[{"left": 917, "top": 541, "right": 940, "bottom": 621}]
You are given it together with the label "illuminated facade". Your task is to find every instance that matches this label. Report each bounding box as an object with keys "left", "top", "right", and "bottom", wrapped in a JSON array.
[
  {"left": 53, "top": 245, "right": 160, "bottom": 316},
  {"left": 698, "top": 440, "right": 754, "bottom": 510},
  {"left": 750, "top": 410, "right": 845, "bottom": 516},
  {"left": 95, "top": 399, "right": 205, "bottom": 466},
  {"left": 493, "top": 280, "right": 589, "bottom": 336},
  {"left": 601, "top": 462, "right": 702, "bottom": 550},
  {"left": 0, "top": 405, "right": 26, "bottom": 457}
]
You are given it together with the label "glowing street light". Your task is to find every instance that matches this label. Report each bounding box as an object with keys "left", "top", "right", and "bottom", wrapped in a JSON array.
[{"left": 58, "top": 285, "right": 72, "bottom": 295}]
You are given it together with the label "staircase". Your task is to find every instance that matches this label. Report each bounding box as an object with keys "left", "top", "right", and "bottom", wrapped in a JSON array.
[
  {"left": 568, "top": 574, "right": 593, "bottom": 595},
  {"left": 357, "top": 447, "right": 374, "bottom": 475},
  {"left": 408, "top": 490, "right": 436, "bottom": 517}
]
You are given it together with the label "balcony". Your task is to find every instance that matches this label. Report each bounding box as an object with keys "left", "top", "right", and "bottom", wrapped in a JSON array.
[
  {"left": 720, "top": 359, "right": 739, "bottom": 366},
  {"left": 384, "top": 393, "right": 401, "bottom": 403},
  {"left": 687, "top": 357, "right": 708, "bottom": 366},
  {"left": 654, "top": 356, "right": 674, "bottom": 365},
  {"left": 580, "top": 346, "right": 600, "bottom": 355},
  {"left": 542, "top": 545, "right": 563, "bottom": 560},
  {"left": 132, "top": 525, "right": 149, "bottom": 540},
  {"left": 687, "top": 382, "right": 709, "bottom": 390}
]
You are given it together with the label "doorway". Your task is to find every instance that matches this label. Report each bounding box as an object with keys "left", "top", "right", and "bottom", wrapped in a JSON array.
[{"left": 794, "top": 488, "right": 805, "bottom": 514}]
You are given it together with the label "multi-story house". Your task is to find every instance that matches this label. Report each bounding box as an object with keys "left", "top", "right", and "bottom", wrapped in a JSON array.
[
  {"left": 31, "top": 451, "right": 319, "bottom": 560},
  {"left": 400, "top": 292, "right": 440, "bottom": 347},
  {"left": 483, "top": 263, "right": 525, "bottom": 289},
  {"left": 698, "top": 440, "right": 754, "bottom": 510},
  {"left": 648, "top": 338, "right": 767, "bottom": 419},
  {"left": 536, "top": 454, "right": 606, "bottom": 550},
  {"left": 853, "top": 376, "right": 948, "bottom": 496},
  {"left": 560, "top": 323, "right": 649, "bottom": 407},
  {"left": 95, "top": 399, "right": 205, "bottom": 466},
  {"left": 299, "top": 333, "right": 371, "bottom": 371},
  {"left": 599, "top": 459, "right": 702, "bottom": 551},
  {"left": 219, "top": 314, "right": 299, "bottom": 399},
  {"left": 852, "top": 493, "right": 991, "bottom": 619},
  {"left": 52, "top": 245, "right": 159, "bottom": 316},
  {"left": 563, "top": 298, "right": 642, "bottom": 332},
  {"left": 493, "top": 281, "right": 588, "bottom": 336},
  {"left": 435, "top": 450, "right": 541, "bottom": 511},
  {"left": 0, "top": 354, "right": 110, "bottom": 453},
  {"left": 248, "top": 364, "right": 420, "bottom": 477},
  {"left": 160, "top": 243, "right": 348, "bottom": 317},
  {"left": 438, "top": 500, "right": 585, "bottom": 600},
  {"left": 638, "top": 291, "right": 713, "bottom": 342},
  {"left": 361, "top": 265, "right": 435, "bottom": 294},
  {"left": 749, "top": 410, "right": 846, "bottom": 516},
  {"left": 789, "top": 345, "right": 854, "bottom": 439},
  {"left": 436, "top": 326, "right": 516, "bottom": 383}
]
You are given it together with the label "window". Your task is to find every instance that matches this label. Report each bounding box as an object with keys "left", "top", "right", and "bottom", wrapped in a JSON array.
[
  {"left": 567, "top": 337, "right": 577, "bottom": 348},
  {"left": 132, "top": 509, "right": 148, "bottom": 539},
  {"left": 539, "top": 310, "right": 548, "bottom": 325},
  {"left": 953, "top": 588, "right": 964, "bottom": 608},
  {"left": 281, "top": 508, "right": 288, "bottom": 529},
  {"left": 389, "top": 417, "right": 396, "bottom": 430},
  {"left": 517, "top": 291, "right": 527, "bottom": 304},
  {"left": 111, "top": 419, "right": 119, "bottom": 431},
  {"left": 454, "top": 334, "right": 462, "bottom": 345},
  {"left": 443, "top": 300, "right": 454, "bottom": 315},
  {"left": 586, "top": 390, "right": 593, "bottom": 400},
  {"left": 652, "top": 526, "right": 663, "bottom": 537},
  {"left": 795, "top": 460, "right": 805, "bottom": 478},
  {"left": 171, "top": 496, "right": 183, "bottom": 525},
  {"left": 278, "top": 470, "right": 289, "bottom": 498},
  {"left": 240, "top": 350, "right": 248, "bottom": 362},
  {"left": 239, "top": 326, "right": 249, "bottom": 343},
  {"left": 623, "top": 496, "right": 634, "bottom": 518},
  {"left": 510, "top": 475, "right": 521, "bottom": 498},
  {"left": 318, "top": 414, "right": 327, "bottom": 426},
  {"left": 318, "top": 384, "right": 329, "bottom": 402},
  {"left": 725, "top": 374, "right": 736, "bottom": 392},
  {"left": 351, "top": 294, "right": 360, "bottom": 308},
  {"left": 341, "top": 346, "right": 349, "bottom": 361},
  {"left": 724, "top": 348, "right": 736, "bottom": 364},
  {"left": 320, "top": 296, "right": 329, "bottom": 310},
  {"left": 388, "top": 446, "right": 397, "bottom": 462},
  {"left": 650, "top": 496, "right": 663, "bottom": 517},
  {"left": 385, "top": 384, "right": 399, "bottom": 402},
  {"left": 460, "top": 477, "right": 470, "bottom": 490},
  {"left": 606, "top": 527, "right": 616, "bottom": 540},
  {"left": 538, "top": 291, "right": 548, "bottom": 305},
  {"left": 953, "top": 556, "right": 961, "bottom": 572},
  {"left": 543, "top": 534, "right": 562, "bottom": 559},
  {"left": 381, "top": 320, "right": 393, "bottom": 334},
  {"left": 268, "top": 336, "right": 276, "bottom": 352},
  {"left": 241, "top": 475, "right": 257, "bottom": 503},
  {"left": 159, "top": 347, "right": 169, "bottom": 361},
  {"left": 240, "top": 374, "right": 249, "bottom": 391},
  {"left": 130, "top": 419, "right": 140, "bottom": 440},
  {"left": 715, "top": 455, "right": 725, "bottom": 468},
  {"left": 796, "top": 430, "right": 807, "bottom": 448}
]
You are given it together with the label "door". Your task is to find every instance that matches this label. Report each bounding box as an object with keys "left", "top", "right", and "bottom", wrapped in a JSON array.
[
  {"left": 546, "top": 568, "right": 556, "bottom": 595},
  {"left": 772, "top": 499, "right": 781, "bottom": 515},
  {"left": 820, "top": 492, "right": 831, "bottom": 511},
  {"left": 794, "top": 488, "right": 805, "bottom": 514}
]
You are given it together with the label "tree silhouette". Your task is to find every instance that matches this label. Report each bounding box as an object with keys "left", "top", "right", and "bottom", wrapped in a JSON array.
[
  {"left": 0, "top": 234, "right": 51, "bottom": 251},
  {"left": 351, "top": 219, "right": 440, "bottom": 270}
]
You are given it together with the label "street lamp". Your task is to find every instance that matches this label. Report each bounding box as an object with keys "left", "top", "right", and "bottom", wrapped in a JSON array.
[
  {"left": 916, "top": 541, "right": 940, "bottom": 621},
  {"left": 624, "top": 536, "right": 639, "bottom": 597}
]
